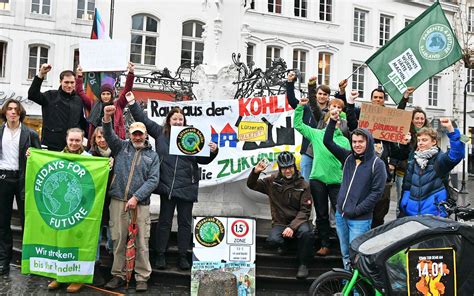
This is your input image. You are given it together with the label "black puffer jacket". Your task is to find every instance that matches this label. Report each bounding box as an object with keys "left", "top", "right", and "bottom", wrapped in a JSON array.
[
  {"left": 28, "top": 76, "right": 87, "bottom": 151},
  {"left": 129, "top": 102, "right": 218, "bottom": 202}
]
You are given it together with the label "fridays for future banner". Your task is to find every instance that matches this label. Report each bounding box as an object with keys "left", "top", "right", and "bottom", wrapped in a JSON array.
[
  {"left": 21, "top": 148, "right": 109, "bottom": 283},
  {"left": 148, "top": 95, "right": 302, "bottom": 187}
]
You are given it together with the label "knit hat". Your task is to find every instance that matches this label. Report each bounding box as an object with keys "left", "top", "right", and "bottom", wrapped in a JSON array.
[{"left": 100, "top": 83, "right": 114, "bottom": 94}]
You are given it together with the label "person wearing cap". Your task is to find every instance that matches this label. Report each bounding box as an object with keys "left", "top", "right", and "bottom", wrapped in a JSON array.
[
  {"left": 247, "top": 152, "right": 315, "bottom": 279},
  {"left": 101, "top": 105, "right": 160, "bottom": 292},
  {"left": 75, "top": 62, "right": 135, "bottom": 143},
  {"left": 27, "top": 64, "right": 87, "bottom": 151}
]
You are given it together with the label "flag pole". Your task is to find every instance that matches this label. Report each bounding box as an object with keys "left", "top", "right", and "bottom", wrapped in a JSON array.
[{"left": 344, "top": 63, "right": 366, "bottom": 81}]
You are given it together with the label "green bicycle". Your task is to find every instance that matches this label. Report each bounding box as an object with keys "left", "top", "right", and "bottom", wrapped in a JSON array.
[{"left": 309, "top": 214, "right": 474, "bottom": 296}]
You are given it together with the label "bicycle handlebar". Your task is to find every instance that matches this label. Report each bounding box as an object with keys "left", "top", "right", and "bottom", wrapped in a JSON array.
[{"left": 436, "top": 201, "right": 474, "bottom": 221}]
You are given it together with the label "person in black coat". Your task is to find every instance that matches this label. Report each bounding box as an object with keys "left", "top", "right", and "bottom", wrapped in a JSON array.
[
  {"left": 126, "top": 92, "right": 218, "bottom": 271},
  {"left": 27, "top": 63, "right": 86, "bottom": 151},
  {"left": 0, "top": 99, "right": 40, "bottom": 278}
]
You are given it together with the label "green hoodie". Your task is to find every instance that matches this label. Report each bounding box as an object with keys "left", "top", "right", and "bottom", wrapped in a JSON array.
[{"left": 294, "top": 105, "right": 350, "bottom": 184}]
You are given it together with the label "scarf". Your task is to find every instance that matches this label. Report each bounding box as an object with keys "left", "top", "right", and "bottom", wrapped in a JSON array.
[
  {"left": 414, "top": 146, "right": 438, "bottom": 170},
  {"left": 62, "top": 146, "right": 85, "bottom": 155},
  {"left": 88, "top": 101, "right": 114, "bottom": 127},
  {"left": 97, "top": 146, "right": 112, "bottom": 157}
]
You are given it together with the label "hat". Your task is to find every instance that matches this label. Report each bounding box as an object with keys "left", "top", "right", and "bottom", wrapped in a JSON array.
[
  {"left": 129, "top": 122, "right": 147, "bottom": 134},
  {"left": 100, "top": 83, "right": 114, "bottom": 94}
]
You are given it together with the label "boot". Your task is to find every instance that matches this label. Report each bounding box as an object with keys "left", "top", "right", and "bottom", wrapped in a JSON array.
[
  {"left": 155, "top": 253, "right": 166, "bottom": 270},
  {"left": 296, "top": 265, "right": 309, "bottom": 279},
  {"left": 66, "top": 283, "right": 83, "bottom": 293},
  {"left": 178, "top": 254, "right": 190, "bottom": 270},
  {"left": 92, "top": 265, "right": 105, "bottom": 286}
]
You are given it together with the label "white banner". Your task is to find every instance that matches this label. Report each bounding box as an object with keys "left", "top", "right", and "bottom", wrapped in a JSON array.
[
  {"left": 79, "top": 40, "right": 128, "bottom": 72},
  {"left": 147, "top": 95, "right": 302, "bottom": 187}
]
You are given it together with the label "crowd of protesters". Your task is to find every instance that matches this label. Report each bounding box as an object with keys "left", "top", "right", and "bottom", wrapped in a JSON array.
[{"left": 0, "top": 63, "right": 465, "bottom": 291}]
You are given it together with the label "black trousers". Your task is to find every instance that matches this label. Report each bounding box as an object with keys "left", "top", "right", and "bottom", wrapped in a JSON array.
[
  {"left": 310, "top": 179, "right": 339, "bottom": 248},
  {"left": 267, "top": 222, "right": 315, "bottom": 265},
  {"left": 372, "top": 183, "right": 392, "bottom": 228},
  {"left": 155, "top": 195, "right": 193, "bottom": 255},
  {"left": 0, "top": 175, "right": 21, "bottom": 274}
]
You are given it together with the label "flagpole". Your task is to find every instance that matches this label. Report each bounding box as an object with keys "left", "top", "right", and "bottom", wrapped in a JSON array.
[
  {"left": 344, "top": 63, "right": 366, "bottom": 81},
  {"left": 109, "top": 0, "right": 115, "bottom": 38}
]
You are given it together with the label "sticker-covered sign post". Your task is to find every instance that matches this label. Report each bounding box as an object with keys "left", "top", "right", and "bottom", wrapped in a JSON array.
[
  {"left": 359, "top": 103, "right": 412, "bottom": 144},
  {"left": 406, "top": 247, "right": 456, "bottom": 296},
  {"left": 21, "top": 149, "right": 109, "bottom": 283},
  {"left": 192, "top": 217, "right": 256, "bottom": 296}
]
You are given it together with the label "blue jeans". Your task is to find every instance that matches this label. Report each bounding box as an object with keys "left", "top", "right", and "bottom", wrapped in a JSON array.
[
  {"left": 335, "top": 211, "right": 372, "bottom": 269},
  {"left": 300, "top": 154, "right": 313, "bottom": 181}
]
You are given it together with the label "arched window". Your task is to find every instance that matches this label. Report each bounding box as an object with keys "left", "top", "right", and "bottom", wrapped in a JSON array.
[
  {"left": 181, "top": 20, "right": 204, "bottom": 67},
  {"left": 130, "top": 14, "right": 159, "bottom": 65},
  {"left": 318, "top": 52, "right": 332, "bottom": 86},
  {"left": 293, "top": 49, "right": 307, "bottom": 82},
  {"left": 266, "top": 45, "right": 281, "bottom": 69},
  {"left": 0, "top": 41, "right": 7, "bottom": 78},
  {"left": 28, "top": 45, "right": 49, "bottom": 79}
]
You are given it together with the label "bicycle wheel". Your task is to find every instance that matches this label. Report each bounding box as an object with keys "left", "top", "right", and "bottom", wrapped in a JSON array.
[{"left": 308, "top": 270, "right": 373, "bottom": 296}]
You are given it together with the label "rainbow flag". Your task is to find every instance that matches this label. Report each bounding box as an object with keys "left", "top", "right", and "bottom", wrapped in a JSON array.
[{"left": 83, "top": 8, "right": 117, "bottom": 109}]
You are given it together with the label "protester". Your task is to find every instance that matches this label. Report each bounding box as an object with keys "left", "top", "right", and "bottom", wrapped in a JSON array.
[
  {"left": 247, "top": 152, "right": 315, "bottom": 279},
  {"left": 400, "top": 118, "right": 464, "bottom": 217},
  {"left": 126, "top": 92, "right": 218, "bottom": 271},
  {"left": 102, "top": 105, "right": 160, "bottom": 292},
  {"left": 76, "top": 62, "right": 135, "bottom": 141},
  {"left": 323, "top": 108, "right": 387, "bottom": 269},
  {"left": 0, "top": 99, "right": 40, "bottom": 279},
  {"left": 27, "top": 64, "right": 87, "bottom": 151},
  {"left": 294, "top": 97, "right": 350, "bottom": 256}
]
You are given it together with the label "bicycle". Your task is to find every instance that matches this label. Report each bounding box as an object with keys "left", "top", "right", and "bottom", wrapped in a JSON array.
[
  {"left": 309, "top": 214, "right": 474, "bottom": 296},
  {"left": 436, "top": 200, "right": 474, "bottom": 222}
]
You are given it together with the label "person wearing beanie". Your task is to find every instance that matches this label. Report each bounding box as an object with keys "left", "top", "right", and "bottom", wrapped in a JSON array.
[{"left": 75, "top": 62, "right": 135, "bottom": 143}]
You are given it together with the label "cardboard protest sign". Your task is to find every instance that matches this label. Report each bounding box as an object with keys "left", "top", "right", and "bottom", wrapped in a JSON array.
[
  {"left": 359, "top": 103, "right": 412, "bottom": 144},
  {"left": 79, "top": 40, "right": 128, "bottom": 72}
]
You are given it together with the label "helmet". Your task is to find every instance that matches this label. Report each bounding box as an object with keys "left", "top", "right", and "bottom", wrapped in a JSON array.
[{"left": 277, "top": 151, "right": 295, "bottom": 168}]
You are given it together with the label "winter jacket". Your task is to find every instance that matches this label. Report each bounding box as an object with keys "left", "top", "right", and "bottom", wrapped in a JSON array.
[
  {"left": 28, "top": 76, "right": 87, "bottom": 151},
  {"left": 0, "top": 123, "right": 41, "bottom": 199},
  {"left": 400, "top": 129, "right": 465, "bottom": 217},
  {"left": 128, "top": 102, "right": 218, "bottom": 203},
  {"left": 102, "top": 120, "right": 160, "bottom": 205},
  {"left": 75, "top": 72, "right": 134, "bottom": 140},
  {"left": 247, "top": 168, "right": 312, "bottom": 231},
  {"left": 88, "top": 147, "right": 114, "bottom": 226},
  {"left": 294, "top": 105, "right": 350, "bottom": 184},
  {"left": 286, "top": 81, "right": 317, "bottom": 156},
  {"left": 324, "top": 119, "right": 387, "bottom": 220}
]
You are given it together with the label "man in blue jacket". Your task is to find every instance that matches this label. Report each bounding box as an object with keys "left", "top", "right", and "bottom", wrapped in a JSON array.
[
  {"left": 400, "top": 118, "right": 464, "bottom": 217},
  {"left": 323, "top": 108, "right": 387, "bottom": 269}
]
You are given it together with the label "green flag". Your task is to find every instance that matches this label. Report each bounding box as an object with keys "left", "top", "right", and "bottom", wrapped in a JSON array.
[
  {"left": 21, "top": 148, "right": 109, "bottom": 283},
  {"left": 366, "top": 1, "right": 462, "bottom": 104}
]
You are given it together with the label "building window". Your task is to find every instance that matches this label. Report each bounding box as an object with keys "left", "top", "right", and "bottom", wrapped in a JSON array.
[
  {"left": 268, "top": 0, "right": 282, "bottom": 14},
  {"left": 248, "top": 0, "right": 255, "bottom": 9},
  {"left": 319, "top": 0, "right": 332, "bottom": 22},
  {"left": 181, "top": 20, "right": 204, "bottom": 67},
  {"left": 405, "top": 18, "right": 412, "bottom": 27},
  {"left": 77, "top": 0, "right": 95, "bottom": 20},
  {"left": 73, "top": 48, "right": 80, "bottom": 72},
  {"left": 469, "top": 7, "right": 474, "bottom": 32},
  {"left": 31, "top": 0, "right": 51, "bottom": 15},
  {"left": 28, "top": 45, "right": 48, "bottom": 80},
  {"left": 467, "top": 68, "right": 474, "bottom": 93},
  {"left": 352, "top": 63, "right": 365, "bottom": 98},
  {"left": 293, "top": 49, "right": 307, "bottom": 82},
  {"left": 246, "top": 43, "right": 254, "bottom": 67},
  {"left": 294, "top": 0, "right": 307, "bottom": 18},
  {"left": 353, "top": 9, "right": 367, "bottom": 43},
  {"left": 428, "top": 77, "right": 439, "bottom": 107},
  {"left": 0, "top": 0, "right": 10, "bottom": 10},
  {"left": 318, "top": 52, "right": 331, "bottom": 86},
  {"left": 266, "top": 46, "right": 280, "bottom": 69},
  {"left": 379, "top": 14, "right": 392, "bottom": 46},
  {"left": 130, "top": 14, "right": 159, "bottom": 65},
  {"left": 0, "top": 42, "right": 6, "bottom": 78}
]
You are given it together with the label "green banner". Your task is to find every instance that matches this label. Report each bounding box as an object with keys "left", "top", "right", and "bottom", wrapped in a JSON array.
[
  {"left": 21, "top": 148, "right": 109, "bottom": 283},
  {"left": 366, "top": 1, "right": 462, "bottom": 104}
]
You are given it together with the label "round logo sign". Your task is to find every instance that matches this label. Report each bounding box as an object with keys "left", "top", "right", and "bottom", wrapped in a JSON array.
[
  {"left": 419, "top": 24, "right": 454, "bottom": 60},
  {"left": 195, "top": 217, "right": 225, "bottom": 247},
  {"left": 33, "top": 160, "right": 95, "bottom": 230},
  {"left": 231, "top": 219, "right": 249, "bottom": 238},
  {"left": 176, "top": 127, "right": 205, "bottom": 155}
]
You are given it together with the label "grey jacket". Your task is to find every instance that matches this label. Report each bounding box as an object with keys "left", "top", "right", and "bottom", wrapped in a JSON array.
[{"left": 102, "top": 120, "right": 160, "bottom": 205}]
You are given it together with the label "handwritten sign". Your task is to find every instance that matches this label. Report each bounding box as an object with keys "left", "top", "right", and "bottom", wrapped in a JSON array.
[
  {"left": 79, "top": 40, "right": 128, "bottom": 72},
  {"left": 359, "top": 103, "right": 412, "bottom": 144}
]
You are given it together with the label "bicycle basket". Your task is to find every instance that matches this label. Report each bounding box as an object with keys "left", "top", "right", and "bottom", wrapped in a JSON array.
[{"left": 349, "top": 215, "right": 474, "bottom": 295}]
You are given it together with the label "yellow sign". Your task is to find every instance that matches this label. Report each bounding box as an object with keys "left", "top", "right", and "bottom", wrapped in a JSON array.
[{"left": 238, "top": 121, "right": 267, "bottom": 142}]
